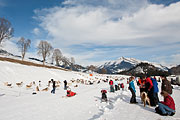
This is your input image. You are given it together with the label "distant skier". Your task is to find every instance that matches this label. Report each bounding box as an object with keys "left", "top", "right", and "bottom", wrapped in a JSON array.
[
  {"left": 51, "top": 79, "right": 56, "bottom": 94},
  {"left": 64, "top": 80, "right": 67, "bottom": 90}
]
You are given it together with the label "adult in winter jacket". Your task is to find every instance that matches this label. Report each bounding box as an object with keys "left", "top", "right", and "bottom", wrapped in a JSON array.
[
  {"left": 145, "top": 76, "right": 156, "bottom": 106},
  {"left": 64, "top": 80, "right": 67, "bottom": 90},
  {"left": 51, "top": 79, "right": 56, "bottom": 94},
  {"left": 155, "top": 91, "right": 175, "bottom": 116},
  {"left": 161, "top": 76, "right": 172, "bottom": 95},
  {"left": 137, "top": 76, "right": 146, "bottom": 94},
  {"left": 151, "top": 77, "right": 159, "bottom": 105},
  {"left": 109, "top": 80, "right": 115, "bottom": 92},
  {"left": 128, "top": 77, "right": 137, "bottom": 104}
]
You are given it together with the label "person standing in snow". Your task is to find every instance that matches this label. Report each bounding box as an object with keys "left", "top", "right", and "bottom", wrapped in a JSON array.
[
  {"left": 51, "top": 79, "right": 56, "bottom": 94},
  {"left": 161, "top": 75, "right": 172, "bottom": 95},
  {"left": 128, "top": 76, "right": 137, "bottom": 104},
  {"left": 137, "top": 76, "right": 146, "bottom": 96},
  {"left": 151, "top": 77, "right": 159, "bottom": 105},
  {"left": 155, "top": 91, "right": 175, "bottom": 116},
  {"left": 145, "top": 75, "right": 156, "bottom": 106},
  {"left": 109, "top": 80, "right": 115, "bottom": 92},
  {"left": 64, "top": 80, "right": 67, "bottom": 90},
  {"left": 114, "top": 79, "right": 119, "bottom": 91}
]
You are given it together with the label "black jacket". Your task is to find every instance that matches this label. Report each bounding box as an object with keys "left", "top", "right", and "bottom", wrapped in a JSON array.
[{"left": 161, "top": 79, "right": 172, "bottom": 94}]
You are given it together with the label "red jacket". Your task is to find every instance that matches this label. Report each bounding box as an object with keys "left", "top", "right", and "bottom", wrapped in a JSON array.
[
  {"left": 161, "top": 95, "right": 175, "bottom": 110},
  {"left": 146, "top": 77, "right": 153, "bottom": 91},
  {"left": 101, "top": 90, "right": 107, "bottom": 93},
  {"left": 109, "top": 80, "right": 113, "bottom": 85},
  {"left": 67, "top": 90, "right": 76, "bottom": 97},
  {"left": 121, "top": 83, "right": 124, "bottom": 88}
]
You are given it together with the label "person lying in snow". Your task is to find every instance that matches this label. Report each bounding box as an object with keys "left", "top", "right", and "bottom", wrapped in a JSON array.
[
  {"left": 101, "top": 90, "right": 107, "bottom": 102},
  {"left": 66, "top": 88, "right": 76, "bottom": 97},
  {"left": 155, "top": 91, "right": 175, "bottom": 116}
]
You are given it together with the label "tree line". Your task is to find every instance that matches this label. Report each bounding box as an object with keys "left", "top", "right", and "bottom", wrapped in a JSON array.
[{"left": 0, "top": 17, "right": 75, "bottom": 68}]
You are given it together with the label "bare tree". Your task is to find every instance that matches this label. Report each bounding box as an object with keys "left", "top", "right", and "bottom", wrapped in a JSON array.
[
  {"left": 70, "top": 57, "right": 75, "bottom": 65},
  {"left": 17, "top": 37, "right": 31, "bottom": 61},
  {"left": 37, "top": 41, "right": 53, "bottom": 65},
  {"left": 70, "top": 57, "right": 75, "bottom": 70},
  {"left": 62, "top": 56, "right": 70, "bottom": 68},
  {"left": 0, "top": 17, "right": 14, "bottom": 45},
  {"left": 52, "top": 48, "right": 62, "bottom": 66}
]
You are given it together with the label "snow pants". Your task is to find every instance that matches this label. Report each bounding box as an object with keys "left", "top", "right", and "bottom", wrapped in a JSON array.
[
  {"left": 51, "top": 87, "right": 56, "bottom": 94},
  {"left": 158, "top": 103, "right": 175, "bottom": 115},
  {"left": 147, "top": 88, "right": 156, "bottom": 106},
  {"left": 129, "top": 87, "right": 137, "bottom": 103},
  {"left": 110, "top": 85, "right": 115, "bottom": 92},
  {"left": 153, "top": 92, "right": 159, "bottom": 105}
]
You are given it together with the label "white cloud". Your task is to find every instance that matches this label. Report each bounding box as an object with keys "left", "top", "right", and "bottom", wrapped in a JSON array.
[
  {"left": 171, "top": 54, "right": 180, "bottom": 65},
  {"left": 34, "top": 1, "right": 180, "bottom": 65},
  {"left": 32, "top": 28, "right": 41, "bottom": 36},
  {"left": 151, "top": 53, "right": 180, "bottom": 66},
  {"left": 36, "top": 2, "right": 180, "bottom": 46}
]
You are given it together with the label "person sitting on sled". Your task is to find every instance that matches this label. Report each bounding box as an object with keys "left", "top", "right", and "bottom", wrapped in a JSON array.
[
  {"left": 67, "top": 88, "right": 76, "bottom": 97},
  {"left": 101, "top": 90, "right": 107, "bottom": 102}
]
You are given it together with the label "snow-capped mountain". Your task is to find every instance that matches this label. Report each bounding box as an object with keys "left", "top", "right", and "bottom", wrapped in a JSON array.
[
  {"left": 98, "top": 57, "right": 140, "bottom": 74},
  {"left": 98, "top": 57, "right": 169, "bottom": 74}
]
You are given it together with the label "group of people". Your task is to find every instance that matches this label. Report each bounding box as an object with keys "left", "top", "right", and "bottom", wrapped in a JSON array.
[
  {"left": 128, "top": 75, "right": 175, "bottom": 116},
  {"left": 51, "top": 75, "right": 176, "bottom": 116},
  {"left": 109, "top": 79, "right": 124, "bottom": 92},
  {"left": 50, "top": 79, "right": 76, "bottom": 97}
]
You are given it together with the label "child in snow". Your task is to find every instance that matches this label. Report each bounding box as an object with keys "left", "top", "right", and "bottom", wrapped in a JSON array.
[
  {"left": 128, "top": 76, "right": 138, "bottom": 104},
  {"left": 101, "top": 90, "right": 107, "bottom": 102},
  {"left": 109, "top": 80, "right": 115, "bottom": 92},
  {"left": 121, "top": 83, "right": 124, "bottom": 91},
  {"left": 114, "top": 80, "right": 119, "bottom": 91},
  {"left": 155, "top": 91, "right": 175, "bottom": 116},
  {"left": 67, "top": 88, "right": 76, "bottom": 97}
]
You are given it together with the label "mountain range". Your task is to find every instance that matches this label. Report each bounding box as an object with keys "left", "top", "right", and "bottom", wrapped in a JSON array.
[
  {"left": 98, "top": 57, "right": 170, "bottom": 74},
  {"left": 0, "top": 49, "right": 179, "bottom": 75}
]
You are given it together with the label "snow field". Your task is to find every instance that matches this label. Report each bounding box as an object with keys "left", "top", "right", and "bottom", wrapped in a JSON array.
[{"left": 0, "top": 60, "right": 180, "bottom": 120}]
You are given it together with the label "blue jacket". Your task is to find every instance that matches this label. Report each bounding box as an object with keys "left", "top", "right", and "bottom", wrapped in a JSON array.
[
  {"left": 129, "top": 81, "right": 136, "bottom": 92},
  {"left": 151, "top": 78, "right": 159, "bottom": 93}
]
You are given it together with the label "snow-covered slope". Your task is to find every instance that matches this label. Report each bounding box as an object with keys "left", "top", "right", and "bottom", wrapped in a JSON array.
[{"left": 0, "top": 60, "right": 180, "bottom": 120}]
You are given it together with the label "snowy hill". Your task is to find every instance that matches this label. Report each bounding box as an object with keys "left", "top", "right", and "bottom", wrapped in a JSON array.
[
  {"left": 119, "top": 62, "right": 169, "bottom": 76},
  {"left": 99, "top": 57, "right": 169, "bottom": 74},
  {"left": 0, "top": 60, "right": 180, "bottom": 120}
]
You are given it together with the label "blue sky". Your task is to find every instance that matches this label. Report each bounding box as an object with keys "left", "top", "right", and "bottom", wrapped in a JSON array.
[{"left": 0, "top": 0, "right": 180, "bottom": 66}]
